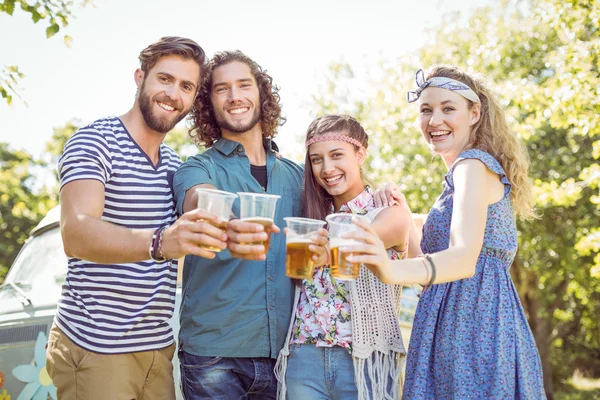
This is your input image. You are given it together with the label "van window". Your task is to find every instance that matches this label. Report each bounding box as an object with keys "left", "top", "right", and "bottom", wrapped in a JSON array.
[{"left": 1, "top": 228, "right": 67, "bottom": 301}]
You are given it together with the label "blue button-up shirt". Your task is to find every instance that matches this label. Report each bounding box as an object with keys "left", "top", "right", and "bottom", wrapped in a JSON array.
[{"left": 173, "top": 137, "right": 304, "bottom": 358}]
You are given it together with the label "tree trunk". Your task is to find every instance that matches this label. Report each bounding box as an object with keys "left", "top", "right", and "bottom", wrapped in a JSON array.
[{"left": 522, "top": 270, "right": 554, "bottom": 400}]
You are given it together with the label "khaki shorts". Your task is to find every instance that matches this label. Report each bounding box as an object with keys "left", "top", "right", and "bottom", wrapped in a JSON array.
[{"left": 46, "top": 325, "right": 176, "bottom": 400}]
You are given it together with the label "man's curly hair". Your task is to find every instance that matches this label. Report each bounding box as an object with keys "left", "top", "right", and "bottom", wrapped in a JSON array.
[{"left": 188, "top": 50, "right": 286, "bottom": 148}]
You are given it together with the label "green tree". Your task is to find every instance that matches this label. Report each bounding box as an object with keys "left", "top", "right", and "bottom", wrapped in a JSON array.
[
  {"left": 0, "top": 0, "right": 91, "bottom": 104},
  {"left": 163, "top": 127, "right": 201, "bottom": 161},
  {"left": 311, "top": 0, "right": 599, "bottom": 398},
  {"left": 0, "top": 143, "right": 57, "bottom": 283},
  {"left": 41, "top": 118, "right": 81, "bottom": 173}
]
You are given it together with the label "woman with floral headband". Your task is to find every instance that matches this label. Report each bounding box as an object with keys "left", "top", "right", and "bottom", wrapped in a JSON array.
[
  {"left": 344, "top": 66, "right": 546, "bottom": 399},
  {"left": 275, "top": 114, "right": 411, "bottom": 399}
]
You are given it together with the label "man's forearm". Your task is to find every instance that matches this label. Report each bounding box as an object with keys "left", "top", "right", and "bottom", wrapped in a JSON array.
[
  {"left": 182, "top": 183, "right": 216, "bottom": 213},
  {"left": 62, "top": 214, "right": 154, "bottom": 264}
]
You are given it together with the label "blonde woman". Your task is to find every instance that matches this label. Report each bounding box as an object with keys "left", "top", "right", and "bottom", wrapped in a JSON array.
[{"left": 346, "top": 66, "right": 546, "bottom": 399}]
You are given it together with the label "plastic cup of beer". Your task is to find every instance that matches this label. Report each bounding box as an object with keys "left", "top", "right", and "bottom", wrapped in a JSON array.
[
  {"left": 195, "top": 188, "right": 237, "bottom": 252},
  {"left": 284, "top": 217, "right": 327, "bottom": 279},
  {"left": 237, "top": 192, "right": 280, "bottom": 253},
  {"left": 325, "top": 213, "right": 370, "bottom": 281}
]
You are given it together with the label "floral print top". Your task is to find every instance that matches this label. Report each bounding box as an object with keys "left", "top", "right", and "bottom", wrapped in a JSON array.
[{"left": 290, "top": 187, "right": 402, "bottom": 352}]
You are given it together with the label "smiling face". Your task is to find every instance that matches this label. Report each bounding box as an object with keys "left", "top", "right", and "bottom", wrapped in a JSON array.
[
  {"left": 308, "top": 135, "right": 366, "bottom": 207},
  {"left": 136, "top": 54, "right": 200, "bottom": 134},
  {"left": 418, "top": 87, "right": 481, "bottom": 165},
  {"left": 210, "top": 61, "right": 261, "bottom": 136}
]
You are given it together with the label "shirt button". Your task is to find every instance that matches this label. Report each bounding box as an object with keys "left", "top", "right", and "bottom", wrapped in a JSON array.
[
  {"left": 268, "top": 276, "right": 273, "bottom": 281},
  {"left": 270, "top": 305, "right": 274, "bottom": 310},
  {"left": 237, "top": 146, "right": 242, "bottom": 152}
]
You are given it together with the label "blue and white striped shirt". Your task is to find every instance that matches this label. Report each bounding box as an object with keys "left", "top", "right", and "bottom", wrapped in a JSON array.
[{"left": 55, "top": 116, "right": 181, "bottom": 354}]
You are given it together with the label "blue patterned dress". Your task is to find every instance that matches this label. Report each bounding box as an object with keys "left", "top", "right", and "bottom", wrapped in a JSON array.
[{"left": 404, "top": 149, "right": 546, "bottom": 399}]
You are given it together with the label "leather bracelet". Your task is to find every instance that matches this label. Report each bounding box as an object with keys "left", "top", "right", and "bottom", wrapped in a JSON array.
[
  {"left": 423, "top": 254, "right": 437, "bottom": 286},
  {"left": 156, "top": 227, "right": 166, "bottom": 261},
  {"left": 149, "top": 227, "right": 161, "bottom": 261},
  {"left": 150, "top": 226, "right": 167, "bottom": 262}
]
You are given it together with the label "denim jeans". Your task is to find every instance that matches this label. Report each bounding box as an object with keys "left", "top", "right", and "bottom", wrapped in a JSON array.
[
  {"left": 179, "top": 350, "right": 277, "bottom": 400},
  {"left": 286, "top": 344, "right": 359, "bottom": 400}
]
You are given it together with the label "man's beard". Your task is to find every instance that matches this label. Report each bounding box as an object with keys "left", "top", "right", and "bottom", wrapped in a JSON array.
[
  {"left": 214, "top": 106, "right": 261, "bottom": 134},
  {"left": 138, "top": 80, "right": 190, "bottom": 133}
]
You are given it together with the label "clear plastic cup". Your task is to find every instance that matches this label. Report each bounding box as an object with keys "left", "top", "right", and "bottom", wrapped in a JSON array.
[
  {"left": 195, "top": 188, "right": 237, "bottom": 252},
  {"left": 237, "top": 192, "right": 281, "bottom": 253},
  {"left": 284, "top": 217, "right": 326, "bottom": 279},
  {"left": 326, "top": 213, "right": 370, "bottom": 281}
]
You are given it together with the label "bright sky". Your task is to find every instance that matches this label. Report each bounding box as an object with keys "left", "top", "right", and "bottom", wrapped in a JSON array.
[{"left": 0, "top": 0, "right": 482, "bottom": 160}]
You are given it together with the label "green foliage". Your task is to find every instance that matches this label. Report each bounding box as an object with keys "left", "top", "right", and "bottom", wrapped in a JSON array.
[
  {"left": 0, "top": 119, "right": 79, "bottom": 283},
  {"left": 164, "top": 127, "right": 202, "bottom": 162},
  {"left": 0, "top": 143, "right": 57, "bottom": 283},
  {"left": 40, "top": 118, "right": 80, "bottom": 178},
  {"left": 0, "top": 0, "right": 91, "bottom": 105},
  {"left": 0, "top": 0, "right": 90, "bottom": 37},
  {"left": 0, "top": 65, "right": 25, "bottom": 105},
  {"left": 311, "top": 0, "right": 599, "bottom": 396}
]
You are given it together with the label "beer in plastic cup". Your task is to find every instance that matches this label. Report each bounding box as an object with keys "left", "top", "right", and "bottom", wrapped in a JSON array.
[
  {"left": 326, "top": 213, "right": 370, "bottom": 281},
  {"left": 284, "top": 217, "right": 326, "bottom": 279},
  {"left": 237, "top": 192, "right": 280, "bottom": 254},
  {"left": 195, "top": 188, "right": 237, "bottom": 252}
]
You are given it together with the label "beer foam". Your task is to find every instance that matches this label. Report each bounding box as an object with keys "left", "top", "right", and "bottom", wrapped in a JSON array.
[
  {"left": 240, "top": 217, "right": 274, "bottom": 223},
  {"left": 287, "top": 237, "right": 313, "bottom": 244},
  {"left": 330, "top": 238, "right": 360, "bottom": 248}
]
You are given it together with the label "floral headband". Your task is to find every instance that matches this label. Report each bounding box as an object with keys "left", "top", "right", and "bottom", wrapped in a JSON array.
[
  {"left": 305, "top": 134, "right": 365, "bottom": 150},
  {"left": 407, "top": 69, "right": 481, "bottom": 104}
]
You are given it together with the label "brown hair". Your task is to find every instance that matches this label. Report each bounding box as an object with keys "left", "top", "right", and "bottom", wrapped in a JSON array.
[
  {"left": 188, "top": 50, "right": 286, "bottom": 148},
  {"left": 425, "top": 65, "right": 536, "bottom": 220},
  {"left": 138, "top": 36, "right": 206, "bottom": 79},
  {"left": 303, "top": 115, "right": 370, "bottom": 221}
]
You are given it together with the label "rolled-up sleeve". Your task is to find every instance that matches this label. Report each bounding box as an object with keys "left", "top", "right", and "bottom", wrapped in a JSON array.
[{"left": 173, "top": 155, "right": 215, "bottom": 215}]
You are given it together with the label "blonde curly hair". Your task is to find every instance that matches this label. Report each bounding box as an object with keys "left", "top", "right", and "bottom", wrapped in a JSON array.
[{"left": 425, "top": 65, "right": 536, "bottom": 220}]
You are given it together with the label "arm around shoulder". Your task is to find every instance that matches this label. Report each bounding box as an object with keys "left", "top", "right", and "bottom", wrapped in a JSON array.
[{"left": 370, "top": 205, "right": 411, "bottom": 251}]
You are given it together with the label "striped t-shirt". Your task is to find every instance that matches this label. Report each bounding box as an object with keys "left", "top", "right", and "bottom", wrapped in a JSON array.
[{"left": 55, "top": 116, "right": 181, "bottom": 354}]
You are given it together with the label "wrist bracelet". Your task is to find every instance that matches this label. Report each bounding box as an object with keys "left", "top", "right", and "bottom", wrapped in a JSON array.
[
  {"left": 156, "top": 227, "right": 166, "bottom": 260},
  {"left": 149, "top": 227, "right": 161, "bottom": 261},
  {"left": 423, "top": 254, "right": 437, "bottom": 286},
  {"left": 418, "top": 256, "right": 430, "bottom": 288},
  {"left": 150, "top": 226, "right": 167, "bottom": 262}
]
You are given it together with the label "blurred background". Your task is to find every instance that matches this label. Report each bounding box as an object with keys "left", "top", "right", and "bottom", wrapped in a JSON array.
[{"left": 1, "top": 0, "right": 598, "bottom": 398}]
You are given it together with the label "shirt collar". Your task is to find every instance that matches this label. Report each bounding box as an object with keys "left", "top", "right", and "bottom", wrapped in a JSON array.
[
  {"left": 212, "top": 137, "right": 279, "bottom": 156},
  {"left": 338, "top": 186, "right": 374, "bottom": 214}
]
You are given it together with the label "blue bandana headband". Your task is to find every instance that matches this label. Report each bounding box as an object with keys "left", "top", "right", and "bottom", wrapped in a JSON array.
[{"left": 407, "top": 69, "right": 481, "bottom": 104}]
